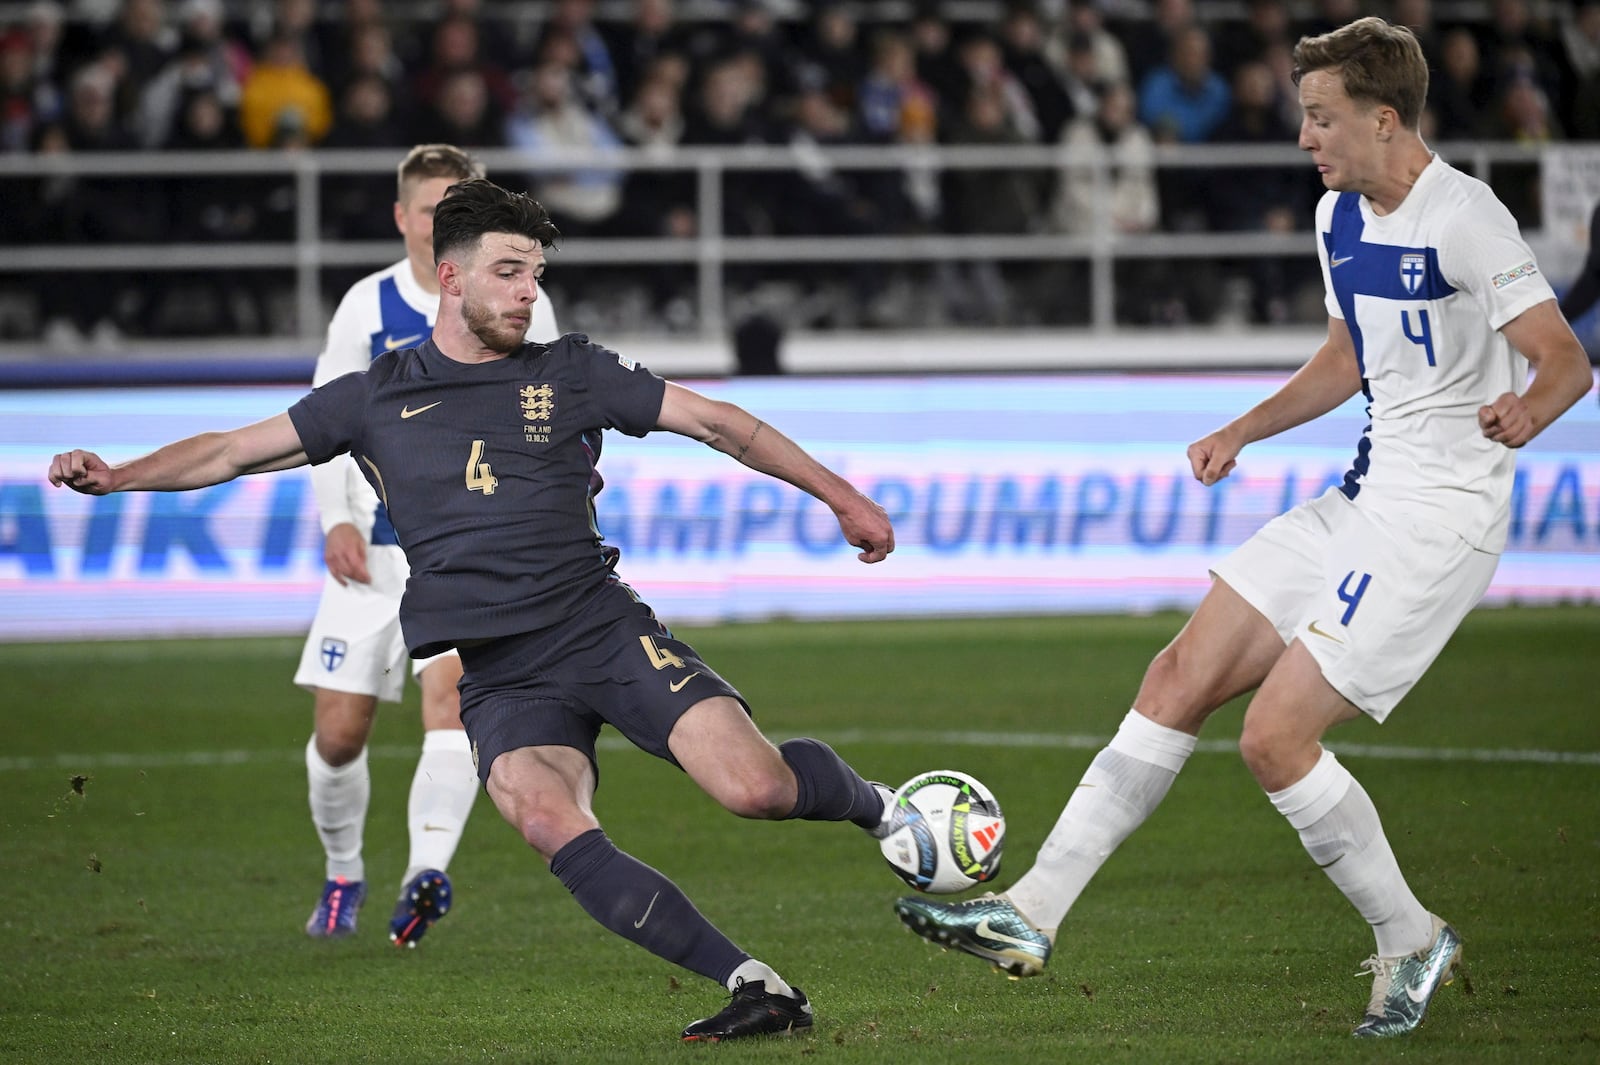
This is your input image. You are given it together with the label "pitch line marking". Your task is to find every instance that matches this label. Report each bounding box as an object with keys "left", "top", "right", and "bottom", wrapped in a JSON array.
[{"left": 2, "top": 731, "right": 1597, "bottom": 773}]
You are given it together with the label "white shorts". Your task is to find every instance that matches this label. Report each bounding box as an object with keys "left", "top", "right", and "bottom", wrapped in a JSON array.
[
  {"left": 293, "top": 544, "right": 455, "bottom": 703},
  {"left": 1211, "top": 488, "right": 1498, "bottom": 721}
]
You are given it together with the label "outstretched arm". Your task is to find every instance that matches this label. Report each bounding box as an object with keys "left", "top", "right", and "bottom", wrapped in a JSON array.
[
  {"left": 1187, "top": 316, "right": 1363, "bottom": 485},
  {"left": 654, "top": 382, "right": 894, "bottom": 562},
  {"left": 49, "top": 412, "right": 310, "bottom": 495},
  {"left": 1479, "top": 299, "right": 1594, "bottom": 447}
]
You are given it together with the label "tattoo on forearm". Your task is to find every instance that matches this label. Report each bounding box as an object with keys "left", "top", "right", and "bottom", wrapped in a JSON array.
[{"left": 735, "top": 420, "right": 765, "bottom": 462}]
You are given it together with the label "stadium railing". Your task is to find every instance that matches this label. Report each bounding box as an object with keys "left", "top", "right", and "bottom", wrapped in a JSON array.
[{"left": 0, "top": 139, "right": 1572, "bottom": 369}]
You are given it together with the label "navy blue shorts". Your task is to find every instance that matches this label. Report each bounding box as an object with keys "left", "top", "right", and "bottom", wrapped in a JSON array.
[{"left": 456, "top": 582, "right": 748, "bottom": 787}]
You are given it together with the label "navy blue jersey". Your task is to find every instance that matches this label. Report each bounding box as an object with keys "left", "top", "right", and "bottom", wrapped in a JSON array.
[{"left": 288, "top": 333, "right": 667, "bottom": 656}]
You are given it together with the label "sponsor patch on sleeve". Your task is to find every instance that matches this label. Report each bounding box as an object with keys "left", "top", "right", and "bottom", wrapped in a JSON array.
[
  {"left": 1490, "top": 260, "right": 1539, "bottom": 289},
  {"left": 616, "top": 352, "right": 637, "bottom": 370}
]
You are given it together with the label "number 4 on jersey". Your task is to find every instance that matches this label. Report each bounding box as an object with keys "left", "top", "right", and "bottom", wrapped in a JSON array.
[
  {"left": 466, "top": 440, "right": 498, "bottom": 495},
  {"left": 1402, "top": 309, "right": 1436, "bottom": 367}
]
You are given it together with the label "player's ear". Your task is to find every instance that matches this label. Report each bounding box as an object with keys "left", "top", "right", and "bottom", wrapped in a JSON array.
[
  {"left": 438, "top": 258, "right": 460, "bottom": 296},
  {"left": 1374, "top": 104, "right": 1398, "bottom": 141}
]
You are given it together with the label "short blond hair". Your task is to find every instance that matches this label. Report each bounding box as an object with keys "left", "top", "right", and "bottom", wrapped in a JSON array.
[
  {"left": 1292, "top": 16, "right": 1428, "bottom": 129},
  {"left": 396, "top": 143, "right": 486, "bottom": 203}
]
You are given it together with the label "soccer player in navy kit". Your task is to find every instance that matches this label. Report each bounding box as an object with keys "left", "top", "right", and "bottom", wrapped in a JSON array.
[
  {"left": 49, "top": 178, "right": 896, "bottom": 1043},
  {"left": 297, "top": 144, "right": 561, "bottom": 949}
]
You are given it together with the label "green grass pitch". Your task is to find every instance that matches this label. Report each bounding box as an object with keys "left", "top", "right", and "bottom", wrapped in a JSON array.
[{"left": 2, "top": 608, "right": 1597, "bottom": 1064}]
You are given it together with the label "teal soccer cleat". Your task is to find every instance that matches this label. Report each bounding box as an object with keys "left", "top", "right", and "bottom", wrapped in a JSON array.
[
  {"left": 1352, "top": 914, "right": 1462, "bottom": 1038},
  {"left": 894, "top": 892, "right": 1053, "bottom": 978}
]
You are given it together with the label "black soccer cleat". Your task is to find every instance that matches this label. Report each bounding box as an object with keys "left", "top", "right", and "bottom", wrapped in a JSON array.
[{"left": 681, "top": 979, "right": 814, "bottom": 1042}]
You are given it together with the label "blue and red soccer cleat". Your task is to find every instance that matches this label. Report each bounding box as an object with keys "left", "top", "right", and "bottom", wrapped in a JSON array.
[
  {"left": 389, "top": 869, "right": 452, "bottom": 948},
  {"left": 305, "top": 876, "right": 366, "bottom": 938}
]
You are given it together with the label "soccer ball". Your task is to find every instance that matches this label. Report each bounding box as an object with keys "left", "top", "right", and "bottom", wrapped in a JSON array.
[{"left": 878, "top": 770, "right": 1004, "bottom": 894}]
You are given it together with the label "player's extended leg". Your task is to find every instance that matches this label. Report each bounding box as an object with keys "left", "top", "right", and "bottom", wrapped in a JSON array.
[
  {"left": 389, "top": 653, "right": 477, "bottom": 948},
  {"left": 485, "top": 743, "right": 812, "bottom": 1042},
  {"left": 667, "top": 695, "right": 887, "bottom": 828},
  {"left": 896, "top": 578, "right": 1286, "bottom": 976},
  {"left": 305, "top": 688, "right": 378, "bottom": 938},
  {"left": 1244, "top": 642, "right": 1458, "bottom": 1038}
]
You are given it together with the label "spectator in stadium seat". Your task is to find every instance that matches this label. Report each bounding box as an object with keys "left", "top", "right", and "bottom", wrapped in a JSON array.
[
  {"left": 895, "top": 17, "right": 1594, "bottom": 1040},
  {"left": 0, "top": 27, "right": 60, "bottom": 153},
  {"left": 1117, "top": 0, "right": 1197, "bottom": 88},
  {"left": 49, "top": 174, "right": 898, "bottom": 1045},
  {"left": 410, "top": 15, "right": 516, "bottom": 132},
  {"left": 999, "top": 2, "right": 1076, "bottom": 143},
  {"left": 1213, "top": 0, "right": 1294, "bottom": 77},
  {"left": 1138, "top": 22, "right": 1230, "bottom": 263},
  {"left": 1207, "top": 59, "right": 1314, "bottom": 322},
  {"left": 1051, "top": 80, "right": 1156, "bottom": 238},
  {"left": 1136, "top": 23, "right": 1231, "bottom": 146},
  {"left": 1428, "top": 26, "right": 1490, "bottom": 140},
  {"left": 1559, "top": 1, "right": 1600, "bottom": 137},
  {"left": 97, "top": 0, "right": 175, "bottom": 129},
  {"left": 136, "top": 0, "right": 248, "bottom": 149},
  {"left": 1048, "top": 80, "right": 1157, "bottom": 325},
  {"left": 413, "top": 67, "right": 504, "bottom": 148},
  {"left": 504, "top": 58, "right": 626, "bottom": 237},
  {"left": 238, "top": 31, "right": 331, "bottom": 148},
  {"left": 794, "top": 1, "right": 867, "bottom": 114},
  {"left": 1474, "top": 0, "right": 1573, "bottom": 129},
  {"left": 1045, "top": 0, "right": 1129, "bottom": 91},
  {"left": 532, "top": 0, "right": 621, "bottom": 118},
  {"left": 605, "top": 0, "right": 707, "bottom": 108}
]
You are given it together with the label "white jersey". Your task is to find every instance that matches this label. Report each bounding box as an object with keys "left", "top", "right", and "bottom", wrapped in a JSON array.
[
  {"left": 310, "top": 259, "right": 559, "bottom": 544},
  {"left": 1315, "top": 155, "right": 1556, "bottom": 552}
]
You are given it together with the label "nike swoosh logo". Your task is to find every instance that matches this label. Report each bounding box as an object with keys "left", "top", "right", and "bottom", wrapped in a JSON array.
[
  {"left": 975, "top": 917, "right": 1041, "bottom": 952},
  {"left": 668, "top": 672, "right": 700, "bottom": 693},
  {"left": 1330, "top": 255, "right": 1354, "bottom": 268},
  {"left": 1307, "top": 620, "right": 1345, "bottom": 644},
  {"left": 634, "top": 891, "right": 660, "bottom": 928},
  {"left": 1405, "top": 982, "right": 1431, "bottom": 1004},
  {"left": 422, "top": 823, "right": 450, "bottom": 833},
  {"left": 401, "top": 402, "right": 442, "bottom": 419},
  {"left": 385, "top": 333, "right": 423, "bottom": 350}
]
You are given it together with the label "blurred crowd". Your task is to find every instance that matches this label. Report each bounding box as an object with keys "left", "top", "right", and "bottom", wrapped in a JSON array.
[{"left": 1, "top": 0, "right": 1597, "bottom": 345}]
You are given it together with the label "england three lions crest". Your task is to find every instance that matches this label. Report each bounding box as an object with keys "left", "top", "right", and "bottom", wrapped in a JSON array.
[
  {"left": 521, "top": 383, "right": 555, "bottom": 444},
  {"left": 1399, "top": 253, "right": 1427, "bottom": 296}
]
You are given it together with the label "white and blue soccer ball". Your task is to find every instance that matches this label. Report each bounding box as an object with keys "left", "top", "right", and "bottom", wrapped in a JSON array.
[{"left": 878, "top": 770, "right": 1005, "bottom": 894}]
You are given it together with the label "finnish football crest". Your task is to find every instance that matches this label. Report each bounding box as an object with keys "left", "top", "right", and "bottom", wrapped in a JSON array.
[
  {"left": 1399, "top": 253, "right": 1426, "bottom": 296},
  {"left": 521, "top": 383, "right": 555, "bottom": 444},
  {"left": 320, "top": 638, "right": 348, "bottom": 672}
]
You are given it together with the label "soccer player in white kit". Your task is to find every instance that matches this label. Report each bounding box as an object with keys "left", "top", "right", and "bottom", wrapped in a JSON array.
[
  {"left": 895, "top": 17, "right": 1595, "bottom": 1038},
  {"left": 296, "top": 145, "right": 559, "bottom": 946}
]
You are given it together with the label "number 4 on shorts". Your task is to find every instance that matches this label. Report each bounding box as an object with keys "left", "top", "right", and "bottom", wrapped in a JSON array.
[
  {"left": 638, "top": 635, "right": 686, "bottom": 671},
  {"left": 1337, "top": 571, "right": 1371, "bottom": 625}
]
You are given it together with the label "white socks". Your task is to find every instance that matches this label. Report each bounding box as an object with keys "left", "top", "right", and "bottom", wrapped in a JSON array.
[
  {"left": 306, "top": 737, "right": 369, "bottom": 882},
  {"left": 1268, "top": 747, "right": 1434, "bottom": 957},
  {"left": 402, "top": 729, "right": 480, "bottom": 887},
  {"left": 729, "top": 959, "right": 795, "bottom": 999},
  {"left": 1007, "top": 709, "right": 1197, "bottom": 932}
]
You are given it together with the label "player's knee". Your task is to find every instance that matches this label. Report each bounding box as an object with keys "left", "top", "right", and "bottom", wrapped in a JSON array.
[
  {"left": 716, "top": 768, "right": 793, "bottom": 820},
  {"left": 1135, "top": 645, "right": 1211, "bottom": 729},
  {"left": 1237, "top": 720, "right": 1295, "bottom": 787},
  {"left": 504, "top": 802, "right": 588, "bottom": 861},
  {"left": 314, "top": 729, "right": 366, "bottom": 766}
]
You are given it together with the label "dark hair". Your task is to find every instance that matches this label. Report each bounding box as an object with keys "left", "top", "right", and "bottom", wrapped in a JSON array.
[
  {"left": 432, "top": 178, "right": 561, "bottom": 264},
  {"left": 396, "top": 142, "right": 484, "bottom": 202},
  {"left": 1292, "top": 16, "right": 1428, "bottom": 129}
]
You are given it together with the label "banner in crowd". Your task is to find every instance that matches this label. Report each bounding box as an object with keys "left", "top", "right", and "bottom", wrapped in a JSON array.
[{"left": 3, "top": 373, "right": 1596, "bottom": 640}]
